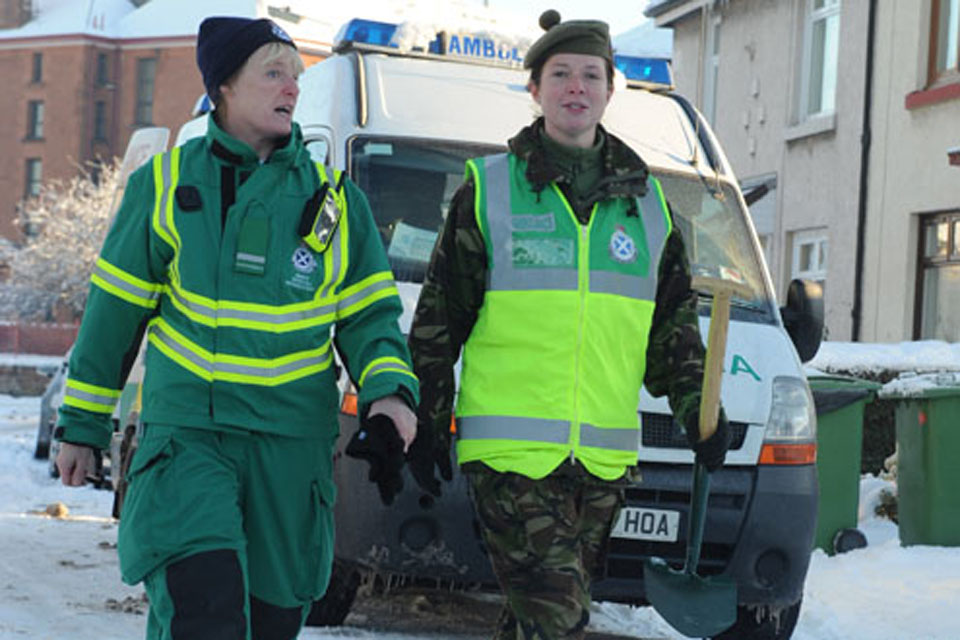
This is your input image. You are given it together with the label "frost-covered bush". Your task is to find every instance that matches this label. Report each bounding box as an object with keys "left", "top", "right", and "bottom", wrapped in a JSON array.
[{"left": 5, "top": 160, "right": 121, "bottom": 321}]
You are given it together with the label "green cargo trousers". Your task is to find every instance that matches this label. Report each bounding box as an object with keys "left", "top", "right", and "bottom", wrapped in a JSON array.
[
  {"left": 117, "top": 423, "right": 337, "bottom": 640},
  {"left": 465, "top": 461, "right": 627, "bottom": 640}
]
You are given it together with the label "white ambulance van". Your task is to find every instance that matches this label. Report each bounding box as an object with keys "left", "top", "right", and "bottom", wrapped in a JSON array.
[{"left": 172, "top": 17, "right": 824, "bottom": 639}]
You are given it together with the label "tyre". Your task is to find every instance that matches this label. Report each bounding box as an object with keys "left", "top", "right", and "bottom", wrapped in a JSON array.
[
  {"left": 304, "top": 560, "right": 362, "bottom": 627},
  {"left": 712, "top": 598, "right": 802, "bottom": 640}
]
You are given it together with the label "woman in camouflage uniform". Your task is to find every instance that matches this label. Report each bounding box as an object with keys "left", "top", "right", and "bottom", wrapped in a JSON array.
[{"left": 407, "top": 10, "right": 730, "bottom": 639}]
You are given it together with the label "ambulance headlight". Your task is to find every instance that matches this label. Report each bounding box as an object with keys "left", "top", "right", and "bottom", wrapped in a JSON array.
[
  {"left": 764, "top": 376, "right": 816, "bottom": 441},
  {"left": 759, "top": 377, "right": 817, "bottom": 465}
]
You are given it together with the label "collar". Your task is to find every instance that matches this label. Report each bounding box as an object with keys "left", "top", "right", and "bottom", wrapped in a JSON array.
[
  {"left": 205, "top": 113, "right": 304, "bottom": 168},
  {"left": 508, "top": 117, "right": 650, "bottom": 198}
]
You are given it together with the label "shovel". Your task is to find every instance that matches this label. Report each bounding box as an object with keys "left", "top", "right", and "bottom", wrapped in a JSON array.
[{"left": 643, "top": 275, "right": 750, "bottom": 638}]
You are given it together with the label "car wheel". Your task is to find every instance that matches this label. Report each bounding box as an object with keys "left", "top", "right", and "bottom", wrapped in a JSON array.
[
  {"left": 711, "top": 598, "right": 802, "bottom": 640},
  {"left": 304, "top": 560, "right": 362, "bottom": 627}
]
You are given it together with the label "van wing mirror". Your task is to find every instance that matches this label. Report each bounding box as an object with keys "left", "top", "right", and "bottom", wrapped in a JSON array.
[{"left": 780, "top": 279, "right": 824, "bottom": 363}]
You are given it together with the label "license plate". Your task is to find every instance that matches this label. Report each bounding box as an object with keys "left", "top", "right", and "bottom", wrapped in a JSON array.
[{"left": 611, "top": 507, "right": 680, "bottom": 542}]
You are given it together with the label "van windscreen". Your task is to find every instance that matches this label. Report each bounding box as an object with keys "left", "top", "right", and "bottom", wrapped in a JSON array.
[
  {"left": 349, "top": 136, "right": 503, "bottom": 283},
  {"left": 655, "top": 172, "right": 776, "bottom": 323}
]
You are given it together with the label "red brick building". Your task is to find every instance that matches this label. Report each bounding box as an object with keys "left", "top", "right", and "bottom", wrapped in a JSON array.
[{"left": 0, "top": 0, "right": 332, "bottom": 242}]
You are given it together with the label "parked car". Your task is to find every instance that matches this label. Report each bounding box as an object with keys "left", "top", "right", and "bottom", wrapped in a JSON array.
[{"left": 33, "top": 350, "right": 68, "bottom": 460}]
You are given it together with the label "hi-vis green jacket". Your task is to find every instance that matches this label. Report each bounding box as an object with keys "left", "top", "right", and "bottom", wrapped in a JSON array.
[{"left": 56, "top": 117, "right": 418, "bottom": 450}]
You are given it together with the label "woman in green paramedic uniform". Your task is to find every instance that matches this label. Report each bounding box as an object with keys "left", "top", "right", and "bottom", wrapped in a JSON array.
[{"left": 54, "top": 16, "right": 417, "bottom": 640}]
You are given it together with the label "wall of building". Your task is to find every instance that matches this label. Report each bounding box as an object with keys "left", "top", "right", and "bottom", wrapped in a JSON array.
[
  {"left": 862, "top": 1, "right": 960, "bottom": 341},
  {"left": 661, "top": 0, "right": 869, "bottom": 340},
  {"left": 0, "top": 37, "right": 202, "bottom": 242}
]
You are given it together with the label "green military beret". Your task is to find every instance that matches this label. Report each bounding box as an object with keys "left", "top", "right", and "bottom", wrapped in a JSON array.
[{"left": 523, "top": 9, "right": 613, "bottom": 71}]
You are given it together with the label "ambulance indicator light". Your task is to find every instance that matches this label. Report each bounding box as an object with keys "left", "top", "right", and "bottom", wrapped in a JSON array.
[
  {"left": 614, "top": 55, "right": 673, "bottom": 87},
  {"left": 338, "top": 18, "right": 399, "bottom": 47}
]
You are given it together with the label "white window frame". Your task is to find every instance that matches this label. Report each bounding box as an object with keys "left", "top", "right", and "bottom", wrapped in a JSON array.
[
  {"left": 799, "top": 0, "right": 841, "bottom": 120},
  {"left": 791, "top": 228, "right": 828, "bottom": 284},
  {"left": 933, "top": 0, "right": 960, "bottom": 79}
]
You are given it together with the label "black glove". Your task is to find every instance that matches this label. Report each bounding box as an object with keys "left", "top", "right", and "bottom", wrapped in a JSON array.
[
  {"left": 688, "top": 407, "right": 732, "bottom": 472},
  {"left": 345, "top": 414, "right": 405, "bottom": 505},
  {"left": 406, "top": 428, "right": 453, "bottom": 498}
]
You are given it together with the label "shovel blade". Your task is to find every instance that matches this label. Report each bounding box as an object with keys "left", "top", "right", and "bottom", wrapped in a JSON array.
[{"left": 644, "top": 557, "right": 737, "bottom": 638}]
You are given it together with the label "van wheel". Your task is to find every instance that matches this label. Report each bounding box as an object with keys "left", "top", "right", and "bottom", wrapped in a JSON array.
[
  {"left": 711, "top": 598, "right": 802, "bottom": 640},
  {"left": 304, "top": 560, "right": 361, "bottom": 627}
]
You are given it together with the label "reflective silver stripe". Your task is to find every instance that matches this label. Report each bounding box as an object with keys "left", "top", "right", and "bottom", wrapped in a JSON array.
[
  {"left": 167, "top": 283, "right": 336, "bottom": 327},
  {"left": 317, "top": 211, "right": 343, "bottom": 299},
  {"left": 64, "top": 387, "right": 118, "bottom": 408},
  {"left": 93, "top": 263, "right": 161, "bottom": 304},
  {"left": 151, "top": 325, "right": 213, "bottom": 375},
  {"left": 217, "top": 351, "right": 331, "bottom": 378},
  {"left": 580, "top": 423, "right": 639, "bottom": 451},
  {"left": 362, "top": 361, "right": 412, "bottom": 381},
  {"left": 590, "top": 271, "right": 657, "bottom": 300},
  {"left": 337, "top": 277, "right": 395, "bottom": 311},
  {"left": 236, "top": 252, "right": 266, "bottom": 264},
  {"left": 167, "top": 285, "right": 216, "bottom": 321},
  {"left": 456, "top": 415, "right": 570, "bottom": 444},
  {"left": 485, "top": 153, "right": 577, "bottom": 292},
  {"left": 157, "top": 152, "right": 176, "bottom": 246},
  {"left": 218, "top": 302, "right": 336, "bottom": 325},
  {"left": 150, "top": 323, "right": 331, "bottom": 379}
]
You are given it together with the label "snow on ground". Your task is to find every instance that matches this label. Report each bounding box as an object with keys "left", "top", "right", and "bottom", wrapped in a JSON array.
[{"left": 2, "top": 391, "right": 959, "bottom": 639}]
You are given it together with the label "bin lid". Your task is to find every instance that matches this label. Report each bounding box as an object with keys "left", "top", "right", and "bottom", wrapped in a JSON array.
[
  {"left": 879, "top": 371, "right": 960, "bottom": 399},
  {"left": 806, "top": 373, "right": 881, "bottom": 413}
]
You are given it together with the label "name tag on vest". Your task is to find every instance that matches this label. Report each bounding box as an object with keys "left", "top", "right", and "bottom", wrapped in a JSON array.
[{"left": 511, "top": 213, "right": 556, "bottom": 233}]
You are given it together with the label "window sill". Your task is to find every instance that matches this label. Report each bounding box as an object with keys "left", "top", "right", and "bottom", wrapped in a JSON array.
[
  {"left": 784, "top": 113, "right": 837, "bottom": 142},
  {"left": 905, "top": 81, "right": 960, "bottom": 110}
]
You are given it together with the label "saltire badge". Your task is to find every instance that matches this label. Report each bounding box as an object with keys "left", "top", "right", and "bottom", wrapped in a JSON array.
[
  {"left": 292, "top": 246, "right": 317, "bottom": 274},
  {"left": 609, "top": 225, "right": 638, "bottom": 263}
]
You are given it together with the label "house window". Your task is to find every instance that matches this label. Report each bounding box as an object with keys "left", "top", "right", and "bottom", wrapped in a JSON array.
[
  {"left": 918, "top": 212, "right": 960, "bottom": 340},
  {"left": 932, "top": 0, "right": 960, "bottom": 81},
  {"left": 135, "top": 57, "right": 157, "bottom": 125},
  {"left": 96, "top": 52, "right": 109, "bottom": 86},
  {"left": 94, "top": 100, "right": 107, "bottom": 141},
  {"left": 800, "top": 0, "right": 840, "bottom": 119},
  {"left": 31, "top": 52, "right": 42, "bottom": 83},
  {"left": 790, "top": 228, "right": 828, "bottom": 287},
  {"left": 24, "top": 158, "right": 42, "bottom": 197},
  {"left": 26, "top": 100, "right": 44, "bottom": 139}
]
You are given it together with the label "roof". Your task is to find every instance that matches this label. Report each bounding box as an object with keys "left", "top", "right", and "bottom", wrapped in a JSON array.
[
  {"left": 644, "top": 0, "right": 690, "bottom": 19},
  {"left": 0, "top": 0, "right": 540, "bottom": 47}
]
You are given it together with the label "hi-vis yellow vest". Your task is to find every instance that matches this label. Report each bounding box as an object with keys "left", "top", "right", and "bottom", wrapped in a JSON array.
[{"left": 455, "top": 153, "right": 672, "bottom": 480}]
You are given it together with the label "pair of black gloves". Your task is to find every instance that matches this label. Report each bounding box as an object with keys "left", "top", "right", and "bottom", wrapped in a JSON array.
[
  {"left": 346, "top": 408, "right": 731, "bottom": 505},
  {"left": 344, "top": 414, "right": 452, "bottom": 505}
]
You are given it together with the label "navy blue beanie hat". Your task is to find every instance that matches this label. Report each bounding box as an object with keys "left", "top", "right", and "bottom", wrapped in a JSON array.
[{"left": 196, "top": 16, "right": 297, "bottom": 100}]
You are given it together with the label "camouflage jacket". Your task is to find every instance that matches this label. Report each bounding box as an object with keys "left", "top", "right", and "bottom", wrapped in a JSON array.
[{"left": 408, "top": 118, "right": 707, "bottom": 455}]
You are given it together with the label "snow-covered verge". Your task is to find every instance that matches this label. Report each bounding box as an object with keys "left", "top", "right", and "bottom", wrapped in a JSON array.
[{"left": 2, "top": 393, "right": 959, "bottom": 639}]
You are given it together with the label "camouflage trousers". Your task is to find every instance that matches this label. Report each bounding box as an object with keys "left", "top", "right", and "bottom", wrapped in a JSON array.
[{"left": 464, "top": 460, "right": 628, "bottom": 640}]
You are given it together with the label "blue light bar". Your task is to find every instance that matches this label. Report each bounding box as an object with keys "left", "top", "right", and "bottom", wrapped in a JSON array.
[
  {"left": 337, "top": 18, "right": 399, "bottom": 47},
  {"left": 614, "top": 55, "right": 673, "bottom": 86}
]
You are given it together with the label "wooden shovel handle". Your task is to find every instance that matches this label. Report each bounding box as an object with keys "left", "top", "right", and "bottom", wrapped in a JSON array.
[{"left": 691, "top": 276, "right": 752, "bottom": 442}]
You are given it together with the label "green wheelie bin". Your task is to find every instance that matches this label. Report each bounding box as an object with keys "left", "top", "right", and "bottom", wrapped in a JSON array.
[
  {"left": 808, "top": 374, "right": 880, "bottom": 555},
  {"left": 884, "top": 373, "right": 960, "bottom": 546}
]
